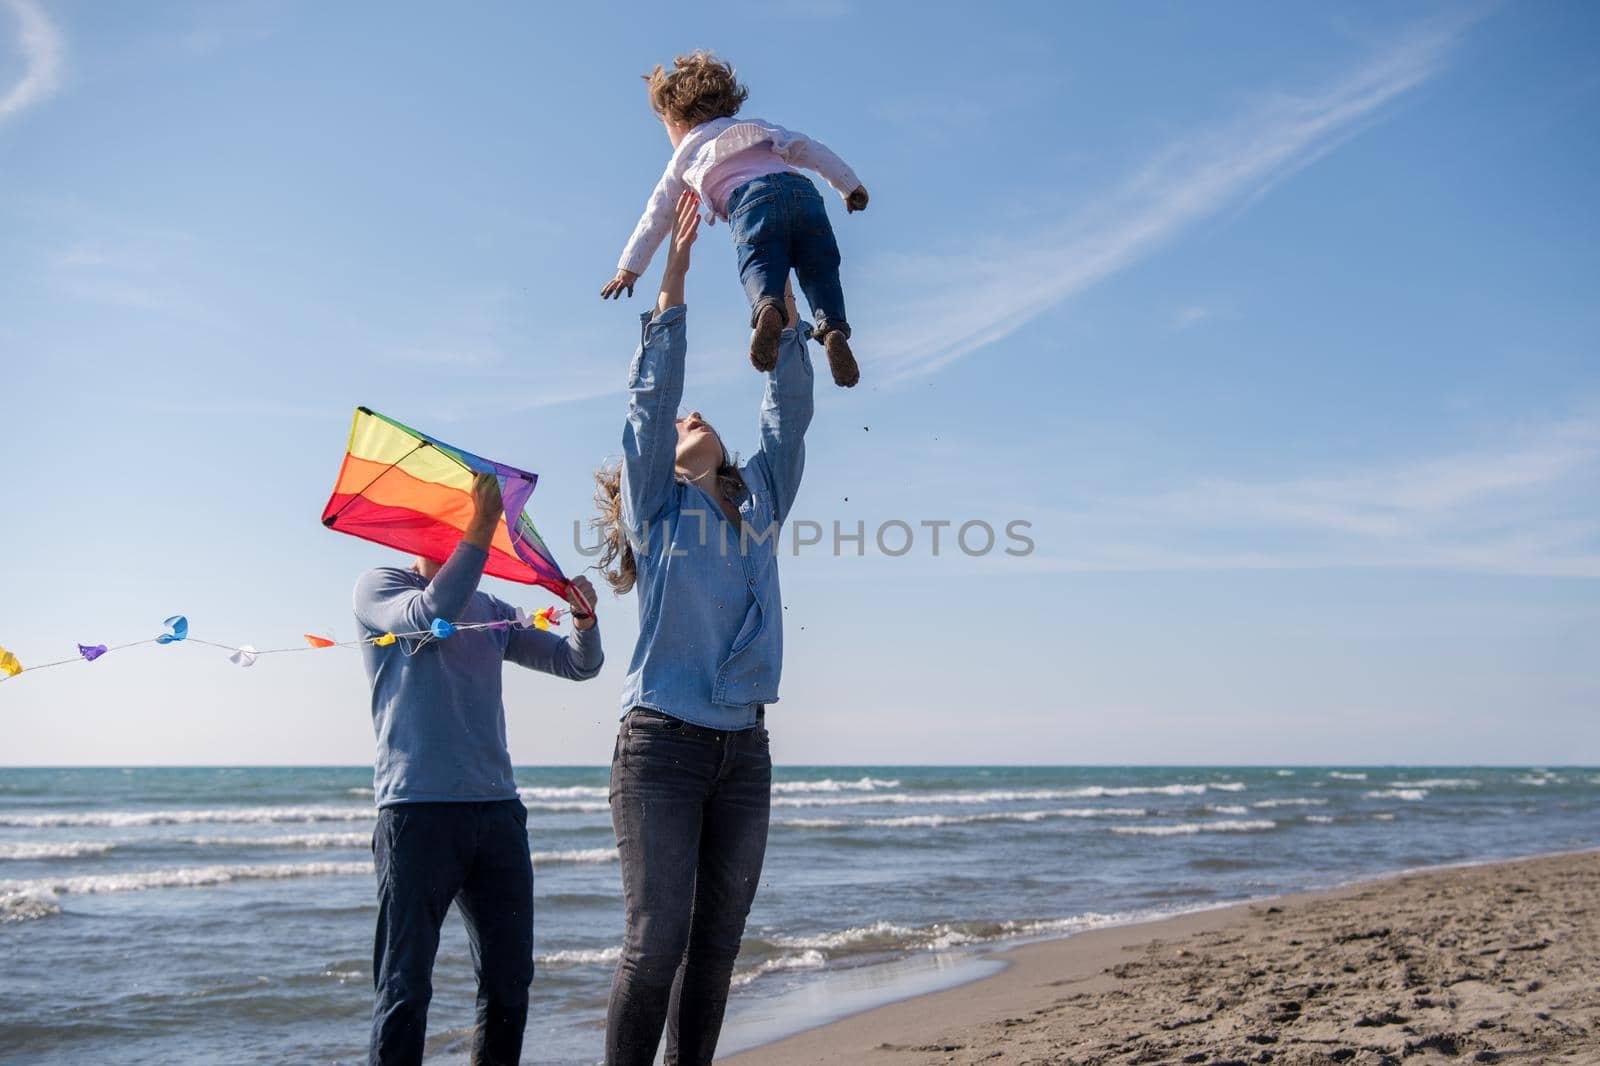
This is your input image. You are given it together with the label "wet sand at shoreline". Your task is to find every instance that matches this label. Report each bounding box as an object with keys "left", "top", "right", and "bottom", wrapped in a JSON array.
[{"left": 726, "top": 850, "right": 1599, "bottom": 1065}]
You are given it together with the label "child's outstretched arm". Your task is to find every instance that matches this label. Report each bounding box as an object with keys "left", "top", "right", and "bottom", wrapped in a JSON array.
[
  {"left": 771, "top": 124, "right": 869, "bottom": 212},
  {"left": 604, "top": 167, "right": 684, "bottom": 299}
]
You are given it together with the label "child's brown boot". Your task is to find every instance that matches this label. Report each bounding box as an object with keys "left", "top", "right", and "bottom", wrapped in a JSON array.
[
  {"left": 750, "top": 305, "right": 784, "bottom": 372},
  {"left": 823, "top": 331, "right": 860, "bottom": 388}
]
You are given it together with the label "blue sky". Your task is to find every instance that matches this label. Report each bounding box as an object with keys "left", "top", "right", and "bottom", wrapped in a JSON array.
[{"left": 2, "top": 1, "right": 1596, "bottom": 765}]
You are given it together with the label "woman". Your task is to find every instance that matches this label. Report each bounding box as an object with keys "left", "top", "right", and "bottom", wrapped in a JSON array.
[{"left": 594, "top": 190, "right": 814, "bottom": 1065}]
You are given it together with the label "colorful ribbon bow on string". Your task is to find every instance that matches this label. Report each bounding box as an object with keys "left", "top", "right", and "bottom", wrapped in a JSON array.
[
  {"left": 0, "top": 646, "right": 21, "bottom": 678},
  {"left": 77, "top": 644, "right": 108, "bottom": 662},
  {"left": 156, "top": 616, "right": 189, "bottom": 644}
]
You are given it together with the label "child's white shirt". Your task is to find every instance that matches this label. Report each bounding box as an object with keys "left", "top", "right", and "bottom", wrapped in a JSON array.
[{"left": 616, "top": 117, "right": 862, "bottom": 277}]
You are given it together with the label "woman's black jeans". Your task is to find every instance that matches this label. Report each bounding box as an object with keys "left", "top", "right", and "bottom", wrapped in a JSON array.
[{"left": 605, "top": 707, "right": 772, "bottom": 1066}]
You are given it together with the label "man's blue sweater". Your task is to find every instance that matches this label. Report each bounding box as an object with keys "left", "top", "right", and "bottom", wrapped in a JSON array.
[{"left": 353, "top": 543, "right": 603, "bottom": 808}]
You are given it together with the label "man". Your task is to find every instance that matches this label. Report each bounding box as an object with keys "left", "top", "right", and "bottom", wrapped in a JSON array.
[{"left": 353, "top": 472, "right": 603, "bottom": 1065}]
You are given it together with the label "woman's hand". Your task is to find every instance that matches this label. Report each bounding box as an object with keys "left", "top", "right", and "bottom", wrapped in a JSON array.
[
  {"left": 601, "top": 269, "right": 640, "bottom": 300},
  {"left": 657, "top": 190, "right": 701, "bottom": 315},
  {"left": 783, "top": 275, "right": 800, "bottom": 328}
]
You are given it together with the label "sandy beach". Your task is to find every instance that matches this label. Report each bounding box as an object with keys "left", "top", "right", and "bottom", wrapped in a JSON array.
[{"left": 726, "top": 850, "right": 1600, "bottom": 1065}]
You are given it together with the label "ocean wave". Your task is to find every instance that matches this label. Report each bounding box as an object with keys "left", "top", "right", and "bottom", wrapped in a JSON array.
[
  {"left": 730, "top": 950, "right": 826, "bottom": 987},
  {"left": 1364, "top": 789, "right": 1428, "bottom": 801},
  {"left": 539, "top": 946, "right": 622, "bottom": 968},
  {"left": 0, "top": 806, "right": 375, "bottom": 829},
  {"left": 346, "top": 788, "right": 374, "bottom": 797},
  {"left": 521, "top": 801, "right": 610, "bottom": 814},
  {"left": 772, "top": 784, "right": 1216, "bottom": 809},
  {"left": 0, "top": 841, "right": 120, "bottom": 860},
  {"left": 517, "top": 786, "right": 609, "bottom": 801},
  {"left": 761, "top": 911, "right": 1142, "bottom": 969},
  {"left": 531, "top": 848, "right": 618, "bottom": 866},
  {"left": 0, "top": 861, "right": 374, "bottom": 913},
  {"left": 772, "top": 777, "right": 900, "bottom": 794},
  {"left": 1371, "top": 812, "right": 1397, "bottom": 821},
  {"left": 1252, "top": 798, "right": 1329, "bottom": 808},
  {"left": 1209, "top": 782, "right": 1247, "bottom": 792},
  {"left": 1305, "top": 815, "right": 1336, "bottom": 824},
  {"left": 1275, "top": 770, "right": 1296, "bottom": 776},
  {"left": 1327, "top": 771, "right": 1368, "bottom": 781},
  {"left": 1388, "top": 778, "right": 1478, "bottom": 789},
  {"left": 780, "top": 807, "right": 1148, "bottom": 831},
  {"left": 179, "top": 833, "right": 371, "bottom": 850},
  {"left": 0, "top": 890, "right": 60, "bottom": 922},
  {"left": 1112, "top": 819, "right": 1277, "bottom": 837}
]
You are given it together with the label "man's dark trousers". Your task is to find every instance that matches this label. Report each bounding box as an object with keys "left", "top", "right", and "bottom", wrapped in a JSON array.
[{"left": 370, "top": 799, "right": 533, "bottom": 1066}]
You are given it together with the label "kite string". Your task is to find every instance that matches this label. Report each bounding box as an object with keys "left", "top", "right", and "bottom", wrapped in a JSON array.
[{"left": 0, "top": 619, "right": 539, "bottom": 682}]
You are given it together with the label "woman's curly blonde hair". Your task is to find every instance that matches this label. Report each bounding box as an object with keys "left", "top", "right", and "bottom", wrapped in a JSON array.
[
  {"left": 643, "top": 51, "right": 748, "bottom": 128},
  {"left": 592, "top": 454, "right": 747, "bottom": 595}
]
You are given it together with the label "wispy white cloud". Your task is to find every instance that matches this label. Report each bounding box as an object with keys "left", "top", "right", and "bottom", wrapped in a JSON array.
[
  {"left": 0, "top": 0, "right": 63, "bottom": 123},
  {"left": 870, "top": 14, "right": 1479, "bottom": 383},
  {"left": 1017, "top": 416, "right": 1600, "bottom": 578}
]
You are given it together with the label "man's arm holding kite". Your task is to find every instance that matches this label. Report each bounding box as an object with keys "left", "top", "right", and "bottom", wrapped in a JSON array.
[
  {"left": 502, "top": 575, "right": 604, "bottom": 681},
  {"left": 353, "top": 475, "right": 503, "bottom": 635}
]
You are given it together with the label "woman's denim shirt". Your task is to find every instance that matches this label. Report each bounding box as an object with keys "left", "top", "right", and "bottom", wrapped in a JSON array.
[{"left": 617, "top": 304, "right": 814, "bottom": 730}]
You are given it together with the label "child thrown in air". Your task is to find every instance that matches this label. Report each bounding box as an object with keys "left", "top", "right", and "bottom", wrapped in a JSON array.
[{"left": 601, "top": 51, "right": 868, "bottom": 388}]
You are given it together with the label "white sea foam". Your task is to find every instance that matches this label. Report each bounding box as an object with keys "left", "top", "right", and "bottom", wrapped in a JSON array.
[
  {"left": 539, "top": 946, "right": 623, "bottom": 967},
  {"left": 1208, "top": 805, "right": 1248, "bottom": 815},
  {"left": 531, "top": 848, "right": 618, "bottom": 866},
  {"left": 730, "top": 950, "right": 826, "bottom": 987},
  {"left": 1276, "top": 769, "right": 1296, "bottom": 776},
  {"left": 0, "top": 806, "right": 375, "bottom": 829},
  {"left": 521, "top": 801, "right": 611, "bottom": 814},
  {"left": 773, "top": 920, "right": 915, "bottom": 950},
  {"left": 1328, "top": 771, "right": 1368, "bottom": 781},
  {"left": 1371, "top": 812, "right": 1397, "bottom": 821},
  {"left": 1210, "top": 782, "right": 1247, "bottom": 792},
  {"left": 781, "top": 807, "right": 1148, "bottom": 830},
  {"left": 0, "top": 841, "right": 119, "bottom": 860},
  {"left": 772, "top": 784, "right": 1213, "bottom": 809},
  {"left": 1305, "top": 815, "right": 1336, "bottom": 824},
  {"left": 1113, "top": 819, "right": 1276, "bottom": 837},
  {"left": 1252, "top": 798, "right": 1329, "bottom": 808},
  {"left": 772, "top": 777, "right": 900, "bottom": 794},
  {"left": 0, "top": 890, "right": 60, "bottom": 922},
  {"left": 517, "top": 786, "right": 609, "bottom": 801},
  {"left": 179, "top": 833, "right": 371, "bottom": 850},
  {"left": 0, "top": 861, "right": 374, "bottom": 903},
  {"left": 1364, "top": 789, "right": 1428, "bottom": 801},
  {"left": 346, "top": 788, "right": 374, "bottom": 797},
  {"left": 1389, "top": 778, "right": 1478, "bottom": 789}
]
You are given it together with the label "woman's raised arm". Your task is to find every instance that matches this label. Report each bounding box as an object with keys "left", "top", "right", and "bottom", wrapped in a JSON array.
[
  {"left": 619, "top": 192, "right": 701, "bottom": 537},
  {"left": 752, "top": 278, "right": 816, "bottom": 527}
]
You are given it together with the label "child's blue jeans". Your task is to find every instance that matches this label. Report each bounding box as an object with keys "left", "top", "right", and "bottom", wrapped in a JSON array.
[{"left": 726, "top": 172, "right": 849, "bottom": 340}]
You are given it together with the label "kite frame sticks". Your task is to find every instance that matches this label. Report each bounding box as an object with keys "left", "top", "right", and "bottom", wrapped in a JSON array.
[{"left": 319, "top": 406, "right": 593, "bottom": 617}]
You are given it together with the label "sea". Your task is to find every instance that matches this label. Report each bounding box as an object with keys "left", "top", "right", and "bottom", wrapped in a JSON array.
[{"left": 1, "top": 765, "right": 1596, "bottom": 1065}]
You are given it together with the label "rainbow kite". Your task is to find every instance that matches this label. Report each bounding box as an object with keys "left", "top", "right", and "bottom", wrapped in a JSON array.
[{"left": 321, "top": 407, "right": 590, "bottom": 613}]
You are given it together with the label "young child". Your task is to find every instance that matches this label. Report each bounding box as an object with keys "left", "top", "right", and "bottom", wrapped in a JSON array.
[{"left": 600, "top": 51, "right": 868, "bottom": 388}]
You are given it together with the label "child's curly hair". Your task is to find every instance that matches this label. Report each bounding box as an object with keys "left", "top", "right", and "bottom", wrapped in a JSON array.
[{"left": 644, "top": 51, "right": 748, "bottom": 128}]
